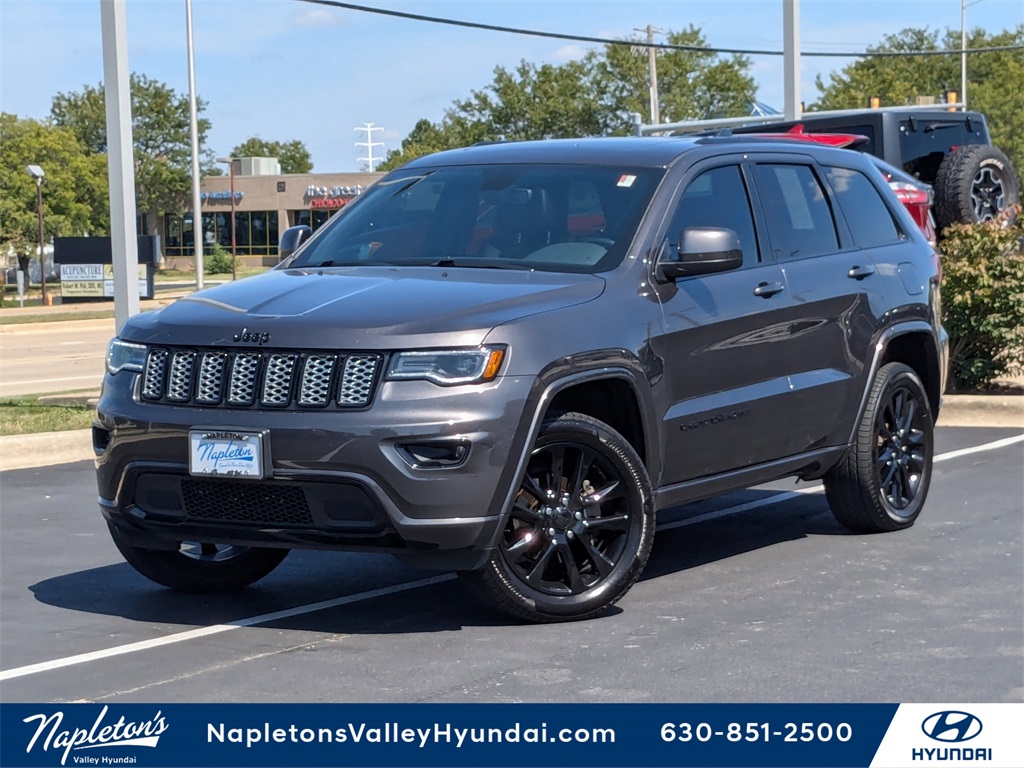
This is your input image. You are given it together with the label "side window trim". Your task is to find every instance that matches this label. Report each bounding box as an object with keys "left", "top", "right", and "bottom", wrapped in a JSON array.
[
  {"left": 739, "top": 161, "right": 775, "bottom": 264},
  {"left": 809, "top": 158, "right": 858, "bottom": 253}
]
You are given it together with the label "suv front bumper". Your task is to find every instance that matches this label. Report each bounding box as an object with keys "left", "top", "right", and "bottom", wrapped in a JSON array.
[{"left": 95, "top": 373, "right": 537, "bottom": 570}]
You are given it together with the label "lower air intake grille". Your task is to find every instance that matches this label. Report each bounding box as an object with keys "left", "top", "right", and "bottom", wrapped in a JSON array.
[{"left": 181, "top": 479, "right": 313, "bottom": 527}]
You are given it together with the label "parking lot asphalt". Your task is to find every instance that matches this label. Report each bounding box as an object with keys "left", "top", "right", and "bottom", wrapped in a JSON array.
[{"left": 0, "top": 427, "right": 1020, "bottom": 704}]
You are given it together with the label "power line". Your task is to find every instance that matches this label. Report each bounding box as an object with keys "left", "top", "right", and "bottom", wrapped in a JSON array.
[{"left": 295, "top": 0, "right": 1024, "bottom": 58}]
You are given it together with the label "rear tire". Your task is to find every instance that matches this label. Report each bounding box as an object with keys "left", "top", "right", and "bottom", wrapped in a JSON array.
[
  {"left": 824, "top": 363, "right": 934, "bottom": 533},
  {"left": 934, "top": 145, "right": 1019, "bottom": 229},
  {"left": 463, "top": 412, "right": 654, "bottom": 622},
  {"left": 109, "top": 524, "right": 288, "bottom": 592}
]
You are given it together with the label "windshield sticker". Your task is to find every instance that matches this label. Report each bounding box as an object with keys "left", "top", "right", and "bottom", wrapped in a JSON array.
[{"left": 617, "top": 174, "right": 637, "bottom": 188}]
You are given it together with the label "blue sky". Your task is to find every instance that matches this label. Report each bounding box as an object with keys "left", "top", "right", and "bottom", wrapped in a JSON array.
[{"left": 2, "top": 0, "right": 1021, "bottom": 172}]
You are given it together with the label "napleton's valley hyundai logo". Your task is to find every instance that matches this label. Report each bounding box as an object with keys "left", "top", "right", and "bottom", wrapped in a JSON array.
[
  {"left": 22, "top": 705, "right": 168, "bottom": 765},
  {"left": 921, "top": 711, "right": 983, "bottom": 743}
]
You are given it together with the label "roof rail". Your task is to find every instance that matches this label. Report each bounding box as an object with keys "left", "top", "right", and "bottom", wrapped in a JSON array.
[{"left": 637, "top": 102, "right": 966, "bottom": 136}]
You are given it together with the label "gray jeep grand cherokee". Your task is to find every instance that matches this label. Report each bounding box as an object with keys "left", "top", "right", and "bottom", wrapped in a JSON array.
[{"left": 97, "top": 136, "right": 948, "bottom": 622}]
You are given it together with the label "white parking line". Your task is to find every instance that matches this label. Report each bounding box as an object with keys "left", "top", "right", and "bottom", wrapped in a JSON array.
[
  {"left": 0, "top": 575, "right": 456, "bottom": 682},
  {"left": 1, "top": 433, "right": 1020, "bottom": 683}
]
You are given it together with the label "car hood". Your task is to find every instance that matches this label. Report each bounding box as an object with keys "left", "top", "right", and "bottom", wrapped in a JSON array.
[{"left": 121, "top": 266, "right": 605, "bottom": 349}]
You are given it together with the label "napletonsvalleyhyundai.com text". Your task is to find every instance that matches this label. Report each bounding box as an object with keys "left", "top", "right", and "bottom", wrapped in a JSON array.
[{"left": 208, "top": 721, "right": 616, "bottom": 749}]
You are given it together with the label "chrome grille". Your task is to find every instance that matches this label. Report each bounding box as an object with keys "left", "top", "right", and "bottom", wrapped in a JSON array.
[
  {"left": 141, "top": 349, "right": 168, "bottom": 400},
  {"left": 228, "top": 353, "right": 260, "bottom": 406},
  {"left": 195, "top": 352, "right": 227, "bottom": 404},
  {"left": 339, "top": 355, "right": 380, "bottom": 406},
  {"left": 166, "top": 351, "right": 196, "bottom": 402},
  {"left": 139, "top": 347, "right": 381, "bottom": 409},
  {"left": 299, "top": 354, "right": 336, "bottom": 406},
  {"left": 261, "top": 354, "right": 297, "bottom": 407}
]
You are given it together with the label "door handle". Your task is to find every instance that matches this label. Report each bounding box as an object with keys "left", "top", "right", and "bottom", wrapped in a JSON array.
[
  {"left": 753, "top": 281, "right": 785, "bottom": 298},
  {"left": 847, "top": 264, "right": 875, "bottom": 280}
]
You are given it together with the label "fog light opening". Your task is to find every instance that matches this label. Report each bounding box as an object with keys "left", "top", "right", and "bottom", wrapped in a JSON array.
[{"left": 397, "top": 441, "right": 470, "bottom": 469}]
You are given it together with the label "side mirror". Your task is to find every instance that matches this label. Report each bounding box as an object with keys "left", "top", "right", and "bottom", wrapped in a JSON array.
[
  {"left": 657, "top": 227, "right": 743, "bottom": 281},
  {"left": 278, "top": 225, "right": 312, "bottom": 259}
]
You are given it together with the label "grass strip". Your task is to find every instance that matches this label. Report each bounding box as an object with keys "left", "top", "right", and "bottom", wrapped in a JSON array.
[{"left": 0, "top": 397, "right": 95, "bottom": 436}]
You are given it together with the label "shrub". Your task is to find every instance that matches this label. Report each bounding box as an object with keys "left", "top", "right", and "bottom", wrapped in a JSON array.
[
  {"left": 939, "top": 213, "right": 1024, "bottom": 391},
  {"left": 204, "top": 245, "right": 233, "bottom": 275}
]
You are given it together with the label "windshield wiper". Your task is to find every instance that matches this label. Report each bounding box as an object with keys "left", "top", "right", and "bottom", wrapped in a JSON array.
[{"left": 430, "top": 258, "right": 529, "bottom": 270}]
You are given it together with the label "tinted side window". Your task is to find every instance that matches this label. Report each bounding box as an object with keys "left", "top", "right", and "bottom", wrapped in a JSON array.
[
  {"left": 824, "top": 166, "right": 902, "bottom": 248},
  {"left": 669, "top": 165, "right": 759, "bottom": 264},
  {"left": 753, "top": 164, "right": 839, "bottom": 260}
]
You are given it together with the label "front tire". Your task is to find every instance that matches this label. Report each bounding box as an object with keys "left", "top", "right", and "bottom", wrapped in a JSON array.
[
  {"left": 465, "top": 412, "right": 655, "bottom": 622},
  {"left": 824, "top": 363, "right": 934, "bottom": 533},
  {"left": 109, "top": 524, "right": 289, "bottom": 592}
]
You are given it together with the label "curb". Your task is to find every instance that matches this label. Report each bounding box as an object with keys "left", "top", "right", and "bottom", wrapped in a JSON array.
[
  {"left": 1, "top": 395, "right": 1020, "bottom": 472},
  {"left": 936, "top": 395, "right": 1024, "bottom": 429},
  {"left": 0, "top": 317, "right": 117, "bottom": 335},
  {"left": 0, "top": 429, "right": 94, "bottom": 471}
]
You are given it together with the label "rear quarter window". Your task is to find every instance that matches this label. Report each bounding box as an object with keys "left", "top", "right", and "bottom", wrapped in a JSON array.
[{"left": 823, "top": 166, "right": 902, "bottom": 249}]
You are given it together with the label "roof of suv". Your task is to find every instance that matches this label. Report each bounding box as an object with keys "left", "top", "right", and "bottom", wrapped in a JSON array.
[{"left": 400, "top": 135, "right": 870, "bottom": 170}]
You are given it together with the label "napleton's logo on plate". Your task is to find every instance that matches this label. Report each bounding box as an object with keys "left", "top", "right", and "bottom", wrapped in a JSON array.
[{"left": 22, "top": 705, "right": 168, "bottom": 766}]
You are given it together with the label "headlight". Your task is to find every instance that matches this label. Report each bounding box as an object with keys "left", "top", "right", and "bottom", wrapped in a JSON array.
[
  {"left": 106, "top": 339, "right": 147, "bottom": 375},
  {"left": 385, "top": 346, "right": 505, "bottom": 386}
]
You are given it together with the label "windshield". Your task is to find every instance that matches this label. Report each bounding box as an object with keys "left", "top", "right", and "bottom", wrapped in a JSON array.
[{"left": 283, "top": 164, "right": 661, "bottom": 273}]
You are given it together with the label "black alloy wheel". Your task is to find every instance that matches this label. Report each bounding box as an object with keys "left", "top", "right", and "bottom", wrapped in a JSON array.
[
  {"left": 824, "top": 363, "right": 934, "bottom": 533},
  {"left": 502, "top": 441, "right": 631, "bottom": 596},
  {"left": 466, "top": 412, "right": 654, "bottom": 622},
  {"left": 875, "top": 383, "right": 929, "bottom": 515}
]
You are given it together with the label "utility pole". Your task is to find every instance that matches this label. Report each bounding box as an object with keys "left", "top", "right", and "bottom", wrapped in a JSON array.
[
  {"left": 634, "top": 25, "right": 662, "bottom": 125},
  {"left": 355, "top": 123, "right": 384, "bottom": 172}
]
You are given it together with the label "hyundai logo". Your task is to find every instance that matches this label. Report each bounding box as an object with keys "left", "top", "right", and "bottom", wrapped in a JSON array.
[{"left": 921, "top": 711, "right": 983, "bottom": 743}]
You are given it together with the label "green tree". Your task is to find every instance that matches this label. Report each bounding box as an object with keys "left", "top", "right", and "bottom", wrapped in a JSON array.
[
  {"left": 230, "top": 137, "right": 313, "bottom": 174},
  {"left": 380, "top": 27, "right": 756, "bottom": 171},
  {"left": 0, "top": 113, "right": 109, "bottom": 255},
  {"left": 812, "top": 26, "right": 1024, "bottom": 173},
  {"left": 593, "top": 26, "right": 756, "bottom": 132},
  {"left": 378, "top": 118, "right": 470, "bottom": 171},
  {"left": 51, "top": 73, "right": 214, "bottom": 235}
]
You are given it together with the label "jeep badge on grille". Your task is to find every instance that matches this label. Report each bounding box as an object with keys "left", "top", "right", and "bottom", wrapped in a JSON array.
[{"left": 233, "top": 328, "right": 271, "bottom": 345}]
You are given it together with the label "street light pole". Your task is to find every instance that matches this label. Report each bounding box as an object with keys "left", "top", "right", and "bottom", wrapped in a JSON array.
[
  {"left": 961, "top": 0, "right": 968, "bottom": 110},
  {"left": 185, "top": 0, "right": 204, "bottom": 289},
  {"left": 26, "top": 164, "right": 47, "bottom": 305},
  {"left": 216, "top": 157, "right": 237, "bottom": 280},
  {"left": 962, "top": 0, "right": 985, "bottom": 111}
]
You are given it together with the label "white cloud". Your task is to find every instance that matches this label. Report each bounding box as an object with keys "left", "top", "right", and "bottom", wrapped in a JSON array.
[
  {"left": 291, "top": 6, "right": 349, "bottom": 28},
  {"left": 552, "top": 43, "right": 586, "bottom": 61}
]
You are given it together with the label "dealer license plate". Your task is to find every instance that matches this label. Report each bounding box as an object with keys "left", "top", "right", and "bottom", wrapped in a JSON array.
[{"left": 189, "top": 430, "right": 264, "bottom": 478}]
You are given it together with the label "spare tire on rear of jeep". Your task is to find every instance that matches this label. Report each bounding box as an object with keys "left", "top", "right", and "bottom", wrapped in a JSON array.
[{"left": 933, "top": 144, "right": 1019, "bottom": 229}]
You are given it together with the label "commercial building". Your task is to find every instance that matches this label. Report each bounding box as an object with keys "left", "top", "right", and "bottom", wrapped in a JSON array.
[{"left": 158, "top": 159, "right": 383, "bottom": 269}]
